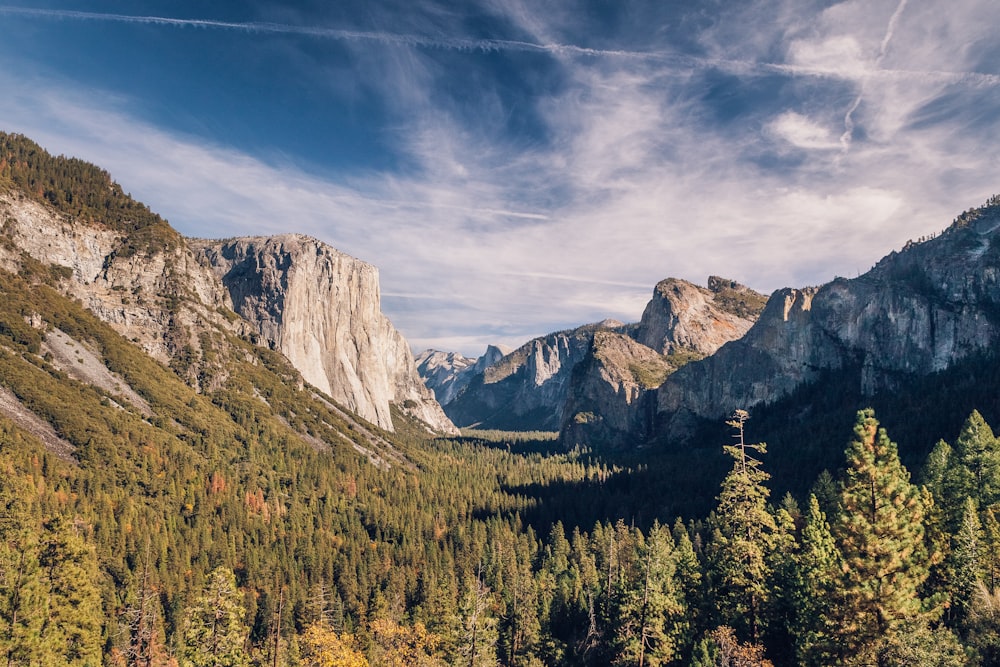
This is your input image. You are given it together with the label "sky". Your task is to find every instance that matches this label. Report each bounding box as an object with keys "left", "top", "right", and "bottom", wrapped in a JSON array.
[{"left": 1, "top": 0, "right": 999, "bottom": 357}]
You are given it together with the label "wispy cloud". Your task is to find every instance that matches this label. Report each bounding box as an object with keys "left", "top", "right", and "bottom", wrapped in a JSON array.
[
  {"left": 1, "top": 0, "right": 999, "bottom": 356},
  {"left": 838, "top": 0, "right": 909, "bottom": 152},
  {"left": 3, "top": 5, "right": 998, "bottom": 88}
]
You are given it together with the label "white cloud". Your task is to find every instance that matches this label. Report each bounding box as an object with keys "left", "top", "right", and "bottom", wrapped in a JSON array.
[
  {"left": 2, "top": 0, "right": 1000, "bottom": 356},
  {"left": 767, "top": 111, "right": 841, "bottom": 150}
]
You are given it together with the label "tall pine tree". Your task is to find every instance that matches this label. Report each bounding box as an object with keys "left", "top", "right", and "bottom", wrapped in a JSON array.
[
  {"left": 707, "top": 410, "right": 776, "bottom": 645},
  {"left": 181, "top": 566, "right": 250, "bottom": 667},
  {"left": 829, "top": 409, "right": 937, "bottom": 665}
]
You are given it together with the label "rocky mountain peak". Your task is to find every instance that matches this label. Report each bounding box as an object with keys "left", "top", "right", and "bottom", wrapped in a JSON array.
[
  {"left": 417, "top": 343, "right": 515, "bottom": 407},
  {"left": 638, "top": 195, "right": 1000, "bottom": 445},
  {"left": 634, "top": 277, "right": 765, "bottom": 356}
]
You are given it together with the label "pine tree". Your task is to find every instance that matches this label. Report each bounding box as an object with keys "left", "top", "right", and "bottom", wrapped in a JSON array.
[
  {"left": 949, "top": 410, "right": 1000, "bottom": 511},
  {"left": 0, "top": 471, "right": 46, "bottom": 666},
  {"left": 951, "top": 497, "right": 985, "bottom": 625},
  {"left": 930, "top": 411, "right": 1000, "bottom": 540},
  {"left": 299, "top": 622, "right": 368, "bottom": 667},
  {"left": 37, "top": 516, "right": 104, "bottom": 666},
  {"left": 829, "top": 409, "right": 935, "bottom": 664},
  {"left": 789, "top": 495, "right": 841, "bottom": 665},
  {"left": 455, "top": 566, "right": 498, "bottom": 667},
  {"left": 708, "top": 410, "right": 776, "bottom": 644},
  {"left": 119, "top": 538, "right": 172, "bottom": 667},
  {"left": 610, "top": 521, "right": 687, "bottom": 667},
  {"left": 181, "top": 566, "right": 250, "bottom": 667}
]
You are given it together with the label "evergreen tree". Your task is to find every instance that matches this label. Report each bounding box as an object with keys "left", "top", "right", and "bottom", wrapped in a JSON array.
[
  {"left": 829, "top": 409, "right": 936, "bottom": 664},
  {"left": 707, "top": 410, "right": 776, "bottom": 644},
  {"left": 921, "top": 440, "right": 953, "bottom": 504},
  {"left": 789, "top": 495, "right": 841, "bottom": 666},
  {"left": 610, "top": 521, "right": 687, "bottom": 667},
  {"left": 37, "top": 516, "right": 104, "bottom": 666},
  {"left": 951, "top": 497, "right": 986, "bottom": 625},
  {"left": 984, "top": 508, "right": 1000, "bottom": 591},
  {"left": 966, "top": 582, "right": 1000, "bottom": 666},
  {"left": 948, "top": 410, "right": 1000, "bottom": 512},
  {"left": 669, "top": 518, "right": 702, "bottom": 655},
  {"left": 300, "top": 622, "right": 368, "bottom": 667},
  {"left": 0, "top": 471, "right": 46, "bottom": 666},
  {"left": 455, "top": 568, "right": 499, "bottom": 667},
  {"left": 181, "top": 566, "right": 250, "bottom": 667}
]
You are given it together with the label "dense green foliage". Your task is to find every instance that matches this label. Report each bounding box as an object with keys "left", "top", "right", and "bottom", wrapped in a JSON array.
[{"left": 0, "top": 132, "right": 178, "bottom": 256}]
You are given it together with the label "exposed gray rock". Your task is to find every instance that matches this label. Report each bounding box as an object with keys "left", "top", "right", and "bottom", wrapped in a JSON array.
[
  {"left": 0, "top": 193, "right": 234, "bottom": 380},
  {"left": 634, "top": 276, "right": 765, "bottom": 355},
  {"left": 652, "top": 197, "right": 1000, "bottom": 442},
  {"left": 0, "top": 192, "right": 456, "bottom": 436},
  {"left": 560, "top": 277, "right": 765, "bottom": 448},
  {"left": 192, "top": 235, "right": 457, "bottom": 435},
  {"left": 560, "top": 331, "right": 668, "bottom": 449},
  {"left": 416, "top": 343, "right": 511, "bottom": 406},
  {"left": 446, "top": 321, "right": 625, "bottom": 431}
]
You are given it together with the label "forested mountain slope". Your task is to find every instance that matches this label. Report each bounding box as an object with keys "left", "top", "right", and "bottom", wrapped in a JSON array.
[
  {"left": 0, "top": 132, "right": 454, "bottom": 435},
  {"left": 1, "top": 133, "right": 999, "bottom": 666}
]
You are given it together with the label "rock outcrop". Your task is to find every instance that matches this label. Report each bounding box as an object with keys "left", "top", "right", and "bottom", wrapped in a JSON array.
[
  {"left": 0, "top": 192, "right": 234, "bottom": 381},
  {"left": 560, "top": 331, "right": 669, "bottom": 449},
  {"left": 445, "top": 321, "right": 626, "bottom": 431},
  {"left": 443, "top": 277, "right": 767, "bottom": 435},
  {"left": 634, "top": 276, "right": 766, "bottom": 355},
  {"left": 559, "top": 277, "right": 766, "bottom": 448},
  {"left": 416, "top": 344, "right": 511, "bottom": 406},
  {"left": 0, "top": 183, "right": 456, "bottom": 436},
  {"left": 649, "top": 197, "right": 1000, "bottom": 443},
  {"left": 192, "top": 235, "right": 457, "bottom": 434}
]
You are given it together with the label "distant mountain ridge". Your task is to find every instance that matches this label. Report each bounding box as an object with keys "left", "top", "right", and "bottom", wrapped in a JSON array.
[
  {"left": 441, "top": 320, "right": 627, "bottom": 431},
  {"left": 415, "top": 344, "right": 511, "bottom": 406},
  {"left": 425, "top": 279, "right": 766, "bottom": 432}
]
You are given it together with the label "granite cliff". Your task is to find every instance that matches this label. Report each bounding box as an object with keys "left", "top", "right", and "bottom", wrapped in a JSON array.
[
  {"left": 637, "top": 196, "right": 1000, "bottom": 446},
  {"left": 0, "top": 134, "right": 455, "bottom": 436},
  {"left": 560, "top": 277, "right": 766, "bottom": 448},
  {"left": 443, "top": 320, "right": 626, "bottom": 430},
  {"left": 192, "top": 236, "right": 457, "bottom": 434},
  {"left": 634, "top": 276, "right": 766, "bottom": 355},
  {"left": 436, "top": 277, "right": 765, "bottom": 435},
  {"left": 0, "top": 191, "right": 234, "bottom": 386}
]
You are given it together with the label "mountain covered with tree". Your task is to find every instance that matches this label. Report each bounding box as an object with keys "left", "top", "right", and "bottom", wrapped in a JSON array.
[{"left": 0, "top": 132, "right": 998, "bottom": 666}]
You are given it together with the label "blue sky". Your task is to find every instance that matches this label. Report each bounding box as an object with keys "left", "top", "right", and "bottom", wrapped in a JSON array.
[{"left": 1, "top": 0, "right": 999, "bottom": 356}]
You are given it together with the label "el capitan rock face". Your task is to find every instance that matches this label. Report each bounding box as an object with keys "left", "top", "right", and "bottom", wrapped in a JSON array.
[
  {"left": 0, "top": 183, "right": 456, "bottom": 435},
  {"left": 192, "top": 235, "right": 457, "bottom": 434}
]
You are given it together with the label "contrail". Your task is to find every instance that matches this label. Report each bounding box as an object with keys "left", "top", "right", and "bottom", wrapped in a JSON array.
[
  {"left": 0, "top": 6, "right": 678, "bottom": 61},
  {"left": 3, "top": 3, "right": 996, "bottom": 90},
  {"left": 840, "top": 0, "right": 910, "bottom": 153}
]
